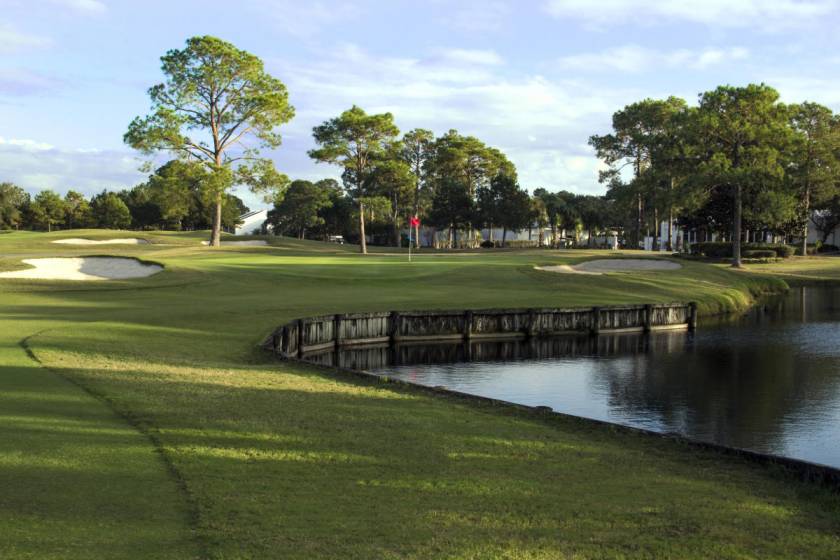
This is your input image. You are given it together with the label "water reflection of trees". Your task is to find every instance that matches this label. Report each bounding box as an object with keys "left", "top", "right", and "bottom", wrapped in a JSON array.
[
  {"left": 305, "top": 332, "right": 682, "bottom": 372},
  {"left": 594, "top": 288, "right": 840, "bottom": 453}
]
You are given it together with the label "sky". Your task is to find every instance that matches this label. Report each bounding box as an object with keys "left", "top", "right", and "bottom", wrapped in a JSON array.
[{"left": 3, "top": 0, "right": 840, "bottom": 210}]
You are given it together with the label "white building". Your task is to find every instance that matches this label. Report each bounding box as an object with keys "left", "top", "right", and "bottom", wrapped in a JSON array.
[{"left": 235, "top": 209, "right": 269, "bottom": 236}]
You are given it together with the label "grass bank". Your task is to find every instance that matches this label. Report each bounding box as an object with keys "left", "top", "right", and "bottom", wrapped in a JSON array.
[{"left": 1, "top": 230, "right": 837, "bottom": 559}]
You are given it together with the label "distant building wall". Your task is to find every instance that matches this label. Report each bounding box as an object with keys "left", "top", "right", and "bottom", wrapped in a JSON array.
[{"left": 235, "top": 209, "right": 268, "bottom": 236}]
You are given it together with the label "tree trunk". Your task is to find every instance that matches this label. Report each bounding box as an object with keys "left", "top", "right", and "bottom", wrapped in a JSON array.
[
  {"left": 415, "top": 223, "right": 420, "bottom": 250},
  {"left": 732, "top": 183, "right": 742, "bottom": 268},
  {"left": 550, "top": 223, "right": 557, "bottom": 248},
  {"left": 358, "top": 201, "right": 367, "bottom": 254},
  {"left": 392, "top": 216, "right": 401, "bottom": 247},
  {"left": 653, "top": 208, "right": 659, "bottom": 251},
  {"left": 636, "top": 193, "right": 643, "bottom": 249},
  {"left": 501, "top": 227, "right": 507, "bottom": 248},
  {"left": 802, "top": 186, "right": 811, "bottom": 257},
  {"left": 210, "top": 191, "right": 222, "bottom": 247}
]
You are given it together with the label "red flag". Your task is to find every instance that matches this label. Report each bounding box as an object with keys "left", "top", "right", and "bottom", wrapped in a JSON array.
[{"left": 410, "top": 216, "right": 420, "bottom": 227}]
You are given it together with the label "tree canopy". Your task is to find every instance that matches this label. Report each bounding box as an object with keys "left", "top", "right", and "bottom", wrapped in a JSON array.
[
  {"left": 309, "top": 105, "right": 400, "bottom": 254},
  {"left": 125, "top": 35, "right": 294, "bottom": 246}
]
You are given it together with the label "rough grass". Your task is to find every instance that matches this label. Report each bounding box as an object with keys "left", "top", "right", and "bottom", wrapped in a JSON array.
[{"left": 1, "top": 230, "right": 837, "bottom": 559}]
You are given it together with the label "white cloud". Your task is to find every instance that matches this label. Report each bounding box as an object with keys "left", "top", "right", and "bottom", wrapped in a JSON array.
[
  {"left": 252, "top": 0, "right": 358, "bottom": 38},
  {"left": 440, "top": 0, "right": 511, "bottom": 32},
  {"left": 0, "top": 68, "right": 63, "bottom": 95},
  {"left": 558, "top": 45, "right": 749, "bottom": 73},
  {"left": 0, "top": 25, "right": 51, "bottom": 53},
  {"left": 49, "top": 0, "right": 107, "bottom": 14},
  {"left": 543, "top": 0, "right": 835, "bottom": 29},
  {"left": 435, "top": 48, "right": 504, "bottom": 66},
  {"left": 0, "top": 140, "right": 143, "bottom": 195},
  {"left": 0, "top": 136, "right": 54, "bottom": 151},
  {"left": 267, "top": 44, "right": 638, "bottom": 193},
  {"left": 768, "top": 74, "right": 840, "bottom": 109}
]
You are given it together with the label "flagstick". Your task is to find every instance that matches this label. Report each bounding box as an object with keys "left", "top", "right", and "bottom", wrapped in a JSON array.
[{"left": 408, "top": 225, "right": 412, "bottom": 263}]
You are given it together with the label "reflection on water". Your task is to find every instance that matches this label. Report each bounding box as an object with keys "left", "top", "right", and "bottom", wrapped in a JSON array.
[{"left": 307, "top": 287, "right": 840, "bottom": 468}]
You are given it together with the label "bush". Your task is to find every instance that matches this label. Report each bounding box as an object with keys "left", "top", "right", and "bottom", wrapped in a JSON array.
[
  {"left": 690, "top": 242, "right": 731, "bottom": 258},
  {"left": 690, "top": 242, "right": 794, "bottom": 259},
  {"left": 505, "top": 240, "right": 540, "bottom": 248},
  {"left": 480, "top": 240, "right": 495, "bottom": 248},
  {"left": 766, "top": 244, "right": 795, "bottom": 258},
  {"left": 794, "top": 243, "right": 835, "bottom": 256},
  {"left": 742, "top": 250, "right": 776, "bottom": 259}
]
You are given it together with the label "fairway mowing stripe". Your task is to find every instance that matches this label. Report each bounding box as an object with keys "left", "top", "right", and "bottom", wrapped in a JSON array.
[{"left": 19, "top": 331, "right": 210, "bottom": 559}]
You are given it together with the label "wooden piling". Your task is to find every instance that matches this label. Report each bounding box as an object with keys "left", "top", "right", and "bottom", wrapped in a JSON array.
[
  {"left": 390, "top": 311, "right": 401, "bottom": 345},
  {"left": 689, "top": 302, "right": 698, "bottom": 331},
  {"left": 296, "top": 319, "right": 305, "bottom": 358}
]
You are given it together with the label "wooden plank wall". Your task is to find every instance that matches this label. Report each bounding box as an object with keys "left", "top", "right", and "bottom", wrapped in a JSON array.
[{"left": 267, "top": 302, "right": 697, "bottom": 359}]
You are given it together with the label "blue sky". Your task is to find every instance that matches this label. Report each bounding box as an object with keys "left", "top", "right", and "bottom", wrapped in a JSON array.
[{"left": 3, "top": 0, "right": 840, "bottom": 209}]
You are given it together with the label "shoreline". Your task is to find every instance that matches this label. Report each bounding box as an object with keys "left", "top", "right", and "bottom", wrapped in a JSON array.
[{"left": 262, "top": 284, "right": 838, "bottom": 492}]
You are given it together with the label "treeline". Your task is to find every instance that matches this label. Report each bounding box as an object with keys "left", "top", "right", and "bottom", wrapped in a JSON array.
[
  {"left": 264, "top": 174, "right": 611, "bottom": 249},
  {"left": 590, "top": 83, "right": 840, "bottom": 265},
  {"left": 273, "top": 106, "right": 608, "bottom": 251},
  {"left": 0, "top": 161, "right": 248, "bottom": 232},
  {"left": 8, "top": 58, "right": 840, "bottom": 261}
]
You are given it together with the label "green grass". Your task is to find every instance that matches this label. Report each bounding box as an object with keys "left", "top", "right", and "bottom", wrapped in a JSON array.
[
  {"left": 1, "top": 229, "right": 838, "bottom": 559},
  {"left": 740, "top": 254, "right": 840, "bottom": 284}
]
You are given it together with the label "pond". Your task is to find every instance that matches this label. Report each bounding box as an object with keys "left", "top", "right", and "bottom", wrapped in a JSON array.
[{"left": 309, "top": 287, "right": 840, "bottom": 469}]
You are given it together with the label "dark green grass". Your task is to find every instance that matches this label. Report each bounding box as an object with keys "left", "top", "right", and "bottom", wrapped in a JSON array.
[{"left": 1, "top": 230, "right": 837, "bottom": 559}]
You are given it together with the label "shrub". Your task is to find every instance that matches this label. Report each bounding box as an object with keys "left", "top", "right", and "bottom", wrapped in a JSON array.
[
  {"left": 743, "top": 250, "right": 776, "bottom": 259},
  {"left": 505, "top": 240, "right": 539, "bottom": 248},
  {"left": 690, "top": 242, "right": 731, "bottom": 258},
  {"left": 766, "top": 244, "right": 795, "bottom": 258},
  {"left": 690, "top": 242, "right": 794, "bottom": 259},
  {"left": 795, "top": 243, "right": 830, "bottom": 256},
  {"left": 480, "top": 240, "right": 495, "bottom": 248}
]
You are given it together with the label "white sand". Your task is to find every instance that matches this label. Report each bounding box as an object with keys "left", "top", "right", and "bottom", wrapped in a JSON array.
[
  {"left": 535, "top": 264, "right": 601, "bottom": 275},
  {"left": 0, "top": 257, "right": 163, "bottom": 281},
  {"left": 200, "top": 240, "right": 268, "bottom": 246},
  {"left": 52, "top": 238, "right": 149, "bottom": 245},
  {"left": 536, "top": 259, "right": 682, "bottom": 275}
]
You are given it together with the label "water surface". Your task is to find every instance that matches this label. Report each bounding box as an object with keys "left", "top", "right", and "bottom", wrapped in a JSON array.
[{"left": 333, "top": 287, "right": 840, "bottom": 468}]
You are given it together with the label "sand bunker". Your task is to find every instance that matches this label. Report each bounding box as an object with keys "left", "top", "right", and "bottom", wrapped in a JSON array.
[
  {"left": 200, "top": 240, "right": 268, "bottom": 246},
  {"left": 0, "top": 257, "right": 163, "bottom": 281},
  {"left": 536, "top": 259, "right": 682, "bottom": 275},
  {"left": 52, "top": 238, "right": 148, "bottom": 245}
]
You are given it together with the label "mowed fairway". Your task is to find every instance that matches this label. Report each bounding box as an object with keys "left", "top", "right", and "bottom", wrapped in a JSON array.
[{"left": 1, "top": 230, "right": 838, "bottom": 559}]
